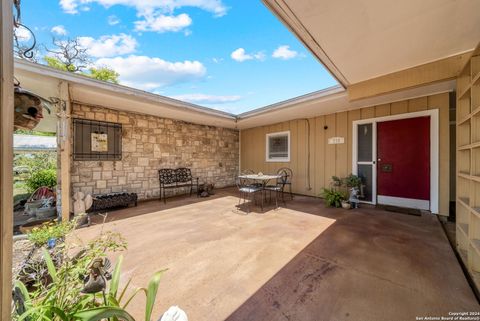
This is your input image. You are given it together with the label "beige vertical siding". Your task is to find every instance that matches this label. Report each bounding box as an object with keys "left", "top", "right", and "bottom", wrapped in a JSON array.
[{"left": 240, "top": 93, "right": 451, "bottom": 216}]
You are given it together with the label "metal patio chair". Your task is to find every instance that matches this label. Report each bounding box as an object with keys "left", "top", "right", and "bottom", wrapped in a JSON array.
[
  {"left": 265, "top": 170, "right": 288, "bottom": 208},
  {"left": 277, "top": 167, "right": 293, "bottom": 199},
  {"left": 236, "top": 176, "right": 263, "bottom": 213}
]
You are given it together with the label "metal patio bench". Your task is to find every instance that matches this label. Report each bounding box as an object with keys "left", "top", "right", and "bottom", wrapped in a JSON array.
[{"left": 158, "top": 168, "right": 199, "bottom": 204}]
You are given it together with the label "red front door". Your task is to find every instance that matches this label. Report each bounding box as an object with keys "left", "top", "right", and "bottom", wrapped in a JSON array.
[{"left": 377, "top": 117, "right": 430, "bottom": 207}]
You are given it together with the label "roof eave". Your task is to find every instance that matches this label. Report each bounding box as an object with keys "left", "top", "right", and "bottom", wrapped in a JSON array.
[
  {"left": 14, "top": 59, "right": 237, "bottom": 120},
  {"left": 237, "top": 85, "right": 345, "bottom": 119}
]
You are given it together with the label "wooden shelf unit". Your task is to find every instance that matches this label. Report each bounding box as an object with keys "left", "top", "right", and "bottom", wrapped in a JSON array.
[{"left": 457, "top": 53, "right": 480, "bottom": 288}]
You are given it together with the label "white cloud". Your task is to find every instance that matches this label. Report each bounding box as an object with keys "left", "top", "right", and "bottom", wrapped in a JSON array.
[
  {"left": 231, "top": 48, "right": 250, "bottom": 62},
  {"left": 59, "top": 0, "right": 227, "bottom": 17},
  {"left": 107, "top": 15, "right": 120, "bottom": 25},
  {"left": 78, "top": 34, "right": 137, "bottom": 58},
  {"left": 59, "top": 0, "right": 78, "bottom": 14},
  {"left": 272, "top": 45, "right": 298, "bottom": 60},
  {"left": 51, "top": 25, "right": 68, "bottom": 36},
  {"left": 170, "top": 93, "right": 241, "bottom": 104},
  {"left": 231, "top": 48, "right": 265, "bottom": 62},
  {"left": 95, "top": 55, "right": 207, "bottom": 90},
  {"left": 135, "top": 13, "right": 192, "bottom": 33},
  {"left": 14, "top": 26, "right": 32, "bottom": 41},
  {"left": 253, "top": 52, "right": 266, "bottom": 61}
]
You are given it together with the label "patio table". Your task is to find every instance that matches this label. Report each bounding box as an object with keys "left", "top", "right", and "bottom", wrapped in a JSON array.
[
  {"left": 237, "top": 174, "right": 282, "bottom": 210},
  {"left": 238, "top": 174, "right": 282, "bottom": 186}
]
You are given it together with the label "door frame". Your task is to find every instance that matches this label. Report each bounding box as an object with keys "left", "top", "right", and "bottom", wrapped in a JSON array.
[{"left": 352, "top": 109, "right": 439, "bottom": 214}]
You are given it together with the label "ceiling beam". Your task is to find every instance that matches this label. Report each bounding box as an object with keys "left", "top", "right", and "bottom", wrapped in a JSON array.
[{"left": 347, "top": 51, "right": 473, "bottom": 101}]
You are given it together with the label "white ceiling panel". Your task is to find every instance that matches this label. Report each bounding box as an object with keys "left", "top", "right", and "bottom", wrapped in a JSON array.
[{"left": 268, "top": 0, "right": 480, "bottom": 83}]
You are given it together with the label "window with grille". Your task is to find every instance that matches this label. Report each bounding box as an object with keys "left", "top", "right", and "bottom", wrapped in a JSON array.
[
  {"left": 266, "top": 131, "right": 290, "bottom": 162},
  {"left": 73, "top": 118, "right": 122, "bottom": 161}
]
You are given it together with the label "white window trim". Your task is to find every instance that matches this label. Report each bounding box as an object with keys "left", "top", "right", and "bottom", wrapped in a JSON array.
[{"left": 266, "top": 130, "right": 291, "bottom": 162}]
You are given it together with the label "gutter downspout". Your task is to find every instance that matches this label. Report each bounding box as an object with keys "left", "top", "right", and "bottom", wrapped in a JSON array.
[{"left": 301, "top": 118, "right": 312, "bottom": 192}]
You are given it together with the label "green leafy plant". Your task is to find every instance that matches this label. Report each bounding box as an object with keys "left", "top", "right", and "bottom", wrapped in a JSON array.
[
  {"left": 344, "top": 174, "right": 362, "bottom": 188},
  {"left": 14, "top": 152, "right": 57, "bottom": 172},
  {"left": 14, "top": 221, "right": 171, "bottom": 321},
  {"left": 27, "top": 218, "right": 78, "bottom": 247},
  {"left": 94, "top": 256, "right": 167, "bottom": 321},
  {"left": 13, "top": 229, "right": 128, "bottom": 321},
  {"left": 89, "top": 66, "right": 120, "bottom": 84},
  {"left": 331, "top": 176, "right": 342, "bottom": 187},
  {"left": 321, "top": 188, "right": 347, "bottom": 208},
  {"left": 25, "top": 169, "right": 57, "bottom": 193}
]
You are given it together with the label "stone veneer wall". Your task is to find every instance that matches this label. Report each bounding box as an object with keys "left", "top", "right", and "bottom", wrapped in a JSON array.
[{"left": 71, "top": 104, "right": 239, "bottom": 200}]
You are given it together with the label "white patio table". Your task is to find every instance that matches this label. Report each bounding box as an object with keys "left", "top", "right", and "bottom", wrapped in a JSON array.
[
  {"left": 237, "top": 173, "right": 282, "bottom": 210},
  {"left": 237, "top": 174, "right": 282, "bottom": 186}
]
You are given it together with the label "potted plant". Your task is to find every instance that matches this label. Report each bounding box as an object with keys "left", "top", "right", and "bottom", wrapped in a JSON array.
[
  {"left": 344, "top": 174, "right": 365, "bottom": 200},
  {"left": 341, "top": 199, "right": 351, "bottom": 209},
  {"left": 344, "top": 174, "right": 362, "bottom": 188},
  {"left": 331, "top": 176, "right": 343, "bottom": 187},
  {"left": 321, "top": 188, "right": 347, "bottom": 208}
]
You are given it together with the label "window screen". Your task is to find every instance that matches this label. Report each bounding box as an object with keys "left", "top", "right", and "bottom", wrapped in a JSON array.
[
  {"left": 357, "top": 164, "right": 373, "bottom": 202},
  {"left": 267, "top": 132, "right": 290, "bottom": 161},
  {"left": 357, "top": 123, "right": 372, "bottom": 162}
]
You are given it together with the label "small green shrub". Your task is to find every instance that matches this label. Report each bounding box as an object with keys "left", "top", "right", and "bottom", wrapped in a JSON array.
[
  {"left": 14, "top": 151, "right": 56, "bottom": 172},
  {"left": 26, "top": 168, "right": 57, "bottom": 193},
  {"left": 321, "top": 188, "right": 346, "bottom": 208},
  {"left": 27, "top": 219, "right": 77, "bottom": 247},
  {"left": 344, "top": 174, "right": 362, "bottom": 188},
  {"left": 331, "top": 176, "right": 343, "bottom": 187}
]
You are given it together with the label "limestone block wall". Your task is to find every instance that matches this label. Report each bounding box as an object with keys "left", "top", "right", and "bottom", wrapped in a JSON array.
[{"left": 70, "top": 104, "right": 239, "bottom": 200}]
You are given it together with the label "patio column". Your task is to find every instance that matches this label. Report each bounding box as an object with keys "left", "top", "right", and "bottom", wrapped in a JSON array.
[
  {"left": 57, "top": 81, "right": 71, "bottom": 222},
  {"left": 0, "top": 0, "right": 14, "bottom": 318}
]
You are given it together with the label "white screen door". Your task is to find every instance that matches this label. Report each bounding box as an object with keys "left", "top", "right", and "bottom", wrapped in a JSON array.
[{"left": 354, "top": 122, "right": 377, "bottom": 204}]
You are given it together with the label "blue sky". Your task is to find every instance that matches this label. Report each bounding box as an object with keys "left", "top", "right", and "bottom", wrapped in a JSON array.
[{"left": 18, "top": 0, "right": 337, "bottom": 114}]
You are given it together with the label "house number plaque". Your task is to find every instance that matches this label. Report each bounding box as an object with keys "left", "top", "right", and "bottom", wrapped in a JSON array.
[{"left": 328, "top": 137, "right": 345, "bottom": 144}]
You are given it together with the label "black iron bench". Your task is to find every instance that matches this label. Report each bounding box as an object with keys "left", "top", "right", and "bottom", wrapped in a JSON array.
[{"left": 158, "top": 168, "right": 199, "bottom": 204}]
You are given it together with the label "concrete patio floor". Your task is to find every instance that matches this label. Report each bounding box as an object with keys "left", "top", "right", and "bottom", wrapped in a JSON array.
[{"left": 75, "top": 188, "right": 479, "bottom": 320}]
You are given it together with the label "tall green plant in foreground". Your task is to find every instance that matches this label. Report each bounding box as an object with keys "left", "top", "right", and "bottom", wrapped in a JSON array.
[
  {"left": 13, "top": 224, "right": 167, "bottom": 321},
  {"left": 14, "top": 229, "right": 127, "bottom": 321},
  {"left": 74, "top": 256, "right": 167, "bottom": 321}
]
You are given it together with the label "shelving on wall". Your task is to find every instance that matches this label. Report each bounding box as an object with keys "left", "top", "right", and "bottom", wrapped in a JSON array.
[{"left": 457, "top": 52, "right": 480, "bottom": 289}]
